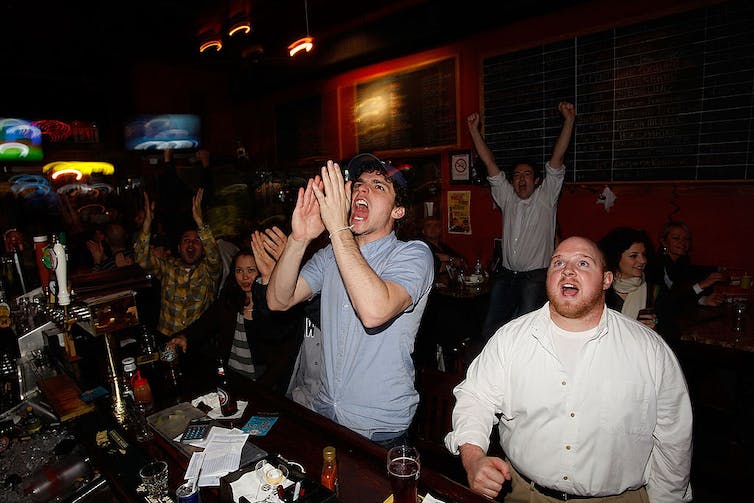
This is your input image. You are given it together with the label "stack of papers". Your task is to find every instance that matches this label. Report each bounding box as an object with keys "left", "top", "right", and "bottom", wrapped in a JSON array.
[{"left": 183, "top": 426, "right": 249, "bottom": 487}]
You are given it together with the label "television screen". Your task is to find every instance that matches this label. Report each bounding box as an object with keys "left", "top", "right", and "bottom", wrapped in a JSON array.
[
  {"left": 124, "top": 114, "right": 201, "bottom": 151},
  {"left": 0, "top": 118, "right": 43, "bottom": 161}
]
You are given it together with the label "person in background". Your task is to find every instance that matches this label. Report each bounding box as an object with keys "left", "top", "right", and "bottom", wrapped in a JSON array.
[
  {"left": 657, "top": 221, "right": 726, "bottom": 307},
  {"left": 467, "top": 102, "right": 576, "bottom": 340},
  {"left": 418, "top": 215, "right": 464, "bottom": 278},
  {"left": 134, "top": 188, "right": 221, "bottom": 339},
  {"left": 445, "top": 236, "right": 693, "bottom": 502},
  {"left": 266, "top": 155, "right": 434, "bottom": 448},
  {"left": 168, "top": 226, "right": 302, "bottom": 391},
  {"left": 598, "top": 226, "right": 660, "bottom": 330},
  {"left": 87, "top": 222, "right": 135, "bottom": 272}
]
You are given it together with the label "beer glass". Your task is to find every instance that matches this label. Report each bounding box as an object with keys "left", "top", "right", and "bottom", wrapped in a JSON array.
[{"left": 387, "top": 445, "right": 420, "bottom": 503}]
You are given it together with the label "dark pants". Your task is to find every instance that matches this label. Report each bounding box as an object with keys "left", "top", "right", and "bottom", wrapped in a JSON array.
[{"left": 481, "top": 267, "right": 548, "bottom": 341}]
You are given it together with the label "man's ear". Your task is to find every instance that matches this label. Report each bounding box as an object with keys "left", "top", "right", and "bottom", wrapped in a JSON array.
[
  {"left": 603, "top": 270, "right": 613, "bottom": 291},
  {"left": 391, "top": 206, "right": 406, "bottom": 219}
]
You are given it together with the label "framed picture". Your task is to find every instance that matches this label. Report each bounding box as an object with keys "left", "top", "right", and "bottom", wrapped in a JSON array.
[{"left": 450, "top": 151, "right": 471, "bottom": 183}]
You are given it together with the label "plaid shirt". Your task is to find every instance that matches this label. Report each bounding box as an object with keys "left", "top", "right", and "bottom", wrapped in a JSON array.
[{"left": 134, "top": 225, "right": 221, "bottom": 336}]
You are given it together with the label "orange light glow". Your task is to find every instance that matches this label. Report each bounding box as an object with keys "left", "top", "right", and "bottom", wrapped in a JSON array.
[
  {"left": 199, "top": 40, "right": 223, "bottom": 53},
  {"left": 51, "top": 169, "right": 83, "bottom": 181},
  {"left": 228, "top": 22, "right": 251, "bottom": 37},
  {"left": 288, "top": 36, "right": 314, "bottom": 57}
]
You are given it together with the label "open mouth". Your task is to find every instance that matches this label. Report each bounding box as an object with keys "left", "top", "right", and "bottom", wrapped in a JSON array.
[
  {"left": 560, "top": 282, "right": 579, "bottom": 296},
  {"left": 351, "top": 198, "right": 368, "bottom": 222}
]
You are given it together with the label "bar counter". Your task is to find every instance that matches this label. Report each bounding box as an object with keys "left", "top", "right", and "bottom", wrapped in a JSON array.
[{"left": 54, "top": 343, "right": 488, "bottom": 503}]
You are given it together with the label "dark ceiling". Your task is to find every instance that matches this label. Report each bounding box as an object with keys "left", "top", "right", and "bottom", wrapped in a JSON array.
[{"left": 2, "top": 0, "right": 581, "bottom": 118}]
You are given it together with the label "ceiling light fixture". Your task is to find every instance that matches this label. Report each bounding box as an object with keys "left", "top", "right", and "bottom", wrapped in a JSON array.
[
  {"left": 289, "top": 0, "right": 314, "bottom": 57},
  {"left": 199, "top": 39, "right": 223, "bottom": 53},
  {"left": 228, "top": 19, "right": 251, "bottom": 37}
]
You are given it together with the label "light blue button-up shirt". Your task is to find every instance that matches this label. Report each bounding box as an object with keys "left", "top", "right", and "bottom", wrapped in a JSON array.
[{"left": 301, "top": 232, "right": 434, "bottom": 438}]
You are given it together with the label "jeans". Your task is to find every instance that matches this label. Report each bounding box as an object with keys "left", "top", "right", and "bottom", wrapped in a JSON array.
[
  {"left": 481, "top": 267, "right": 548, "bottom": 341},
  {"left": 371, "top": 430, "right": 409, "bottom": 449}
]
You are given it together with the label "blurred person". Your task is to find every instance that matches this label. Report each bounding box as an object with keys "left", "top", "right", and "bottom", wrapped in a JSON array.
[
  {"left": 419, "top": 215, "right": 464, "bottom": 277},
  {"left": 134, "top": 189, "right": 221, "bottom": 339},
  {"left": 598, "top": 227, "right": 660, "bottom": 330},
  {"left": 445, "top": 236, "right": 693, "bottom": 502},
  {"left": 467, "top": 102, "right": 576, "bottom": 340},
  {"left": 87, "top": 222, "right": 135, "bottom": 272},
  {"left": 267, "top": 155, "right": 434, "bottom": 448}
]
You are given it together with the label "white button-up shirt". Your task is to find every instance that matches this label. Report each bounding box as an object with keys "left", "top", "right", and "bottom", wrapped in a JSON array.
[{"left": 445, "top": 304, "right": 693, "bottom": 502}]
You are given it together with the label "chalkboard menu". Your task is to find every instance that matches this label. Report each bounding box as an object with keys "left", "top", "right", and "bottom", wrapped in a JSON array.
[
  {"left": 355, "top": 58, "right": 457, "bottom": 152},
  {"left": 482, "top": 0, "right": 754, "bottom": 182}
]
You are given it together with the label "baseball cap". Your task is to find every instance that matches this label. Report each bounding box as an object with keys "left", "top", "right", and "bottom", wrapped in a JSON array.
[{"left": 346, "top": 153, "right": 407, "bottom": 189}]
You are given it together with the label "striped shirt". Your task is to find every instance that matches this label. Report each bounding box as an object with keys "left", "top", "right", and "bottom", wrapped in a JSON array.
[{"left": 228, "top": 312, "right": 257, "bottom": 379}]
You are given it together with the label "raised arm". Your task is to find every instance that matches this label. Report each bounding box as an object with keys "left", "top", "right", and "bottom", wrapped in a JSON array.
[
  {"left": 548, "top": 101, "right": 576, "bottom": 169},
  {"left": 466, "top": 112, "right": 502, "bottom": 177},
  {"left": 251, "top": 226, "right": 287, "bottom": 285},
  {"left": 266, "top": 178, "right": 322, "bottom": 311}
]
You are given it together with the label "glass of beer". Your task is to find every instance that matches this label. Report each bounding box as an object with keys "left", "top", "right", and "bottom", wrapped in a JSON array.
[{"left": 387, "top": 445, "right": 420, "bottom": 503}]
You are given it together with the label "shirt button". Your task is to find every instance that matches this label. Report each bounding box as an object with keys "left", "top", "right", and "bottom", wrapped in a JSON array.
[
  {"left": 561, "top": 381, "right": 566, "bottom": 386},
  {"left": 565, "top": 445, "right": 571, "bottom": 450},
  {"left": 570, "top": 412, "right": 575, "bottom": 417},
  {"left": 563, "top": 476, "right": 568, "bottom": 481}
]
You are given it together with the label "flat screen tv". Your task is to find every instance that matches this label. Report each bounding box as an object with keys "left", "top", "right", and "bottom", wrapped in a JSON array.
[
  {"left": 124, "top": 114, "right": 201, "bottom": 151},
  {"left": 0, "top": 118, "right": 43, "bottom": 161}
]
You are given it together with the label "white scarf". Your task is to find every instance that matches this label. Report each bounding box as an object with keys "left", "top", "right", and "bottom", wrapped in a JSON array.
[{"left": 612, "top": 275, "right": 647, "bottom": 320}]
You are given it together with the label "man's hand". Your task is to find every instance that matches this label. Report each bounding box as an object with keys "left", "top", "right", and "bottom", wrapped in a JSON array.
[
  {"left": 167, "top": 334, "right": 187, "bottom": 353},
  {"left": 558, "top": 101, "right": 576, "bottom": 122},
  {"left": 192, "top": 188, "right": 205, "bottom": 228},
  {"left": 311, "top": 160, "right": 351, "bottom": 235},
  {"left": 467, "top": 112, "right": 481, "bottom": 132},
  {"left": 460, "top": 443, "right": 511, "bottom": 499},
  {"left": 291, "top": 177, "right": 325, "bottom": 242}
]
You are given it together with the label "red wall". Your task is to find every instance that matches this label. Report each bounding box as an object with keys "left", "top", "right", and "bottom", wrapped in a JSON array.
[{"left": 131, "top": 0, "right": 753, "bottom": 273}]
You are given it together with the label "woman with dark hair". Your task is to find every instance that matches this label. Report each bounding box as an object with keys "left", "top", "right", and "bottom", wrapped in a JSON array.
[
  {"left": 169, "top": 227, "right": 303, "bottom": 392},
  {"left": 598, "top": 227, "right": 660, "bottom": 330}
]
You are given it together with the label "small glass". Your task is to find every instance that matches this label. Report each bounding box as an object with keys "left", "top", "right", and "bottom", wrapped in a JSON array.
[{"left": 139, "top": 460, "right": 169, "bottom": 499}]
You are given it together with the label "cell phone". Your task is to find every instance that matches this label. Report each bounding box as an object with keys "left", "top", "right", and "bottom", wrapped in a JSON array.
[{"left": 180, "top": 421, "right": 211, "bottom": 443}]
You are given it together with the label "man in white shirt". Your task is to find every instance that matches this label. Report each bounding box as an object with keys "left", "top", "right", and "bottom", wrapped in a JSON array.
[
  {"left": 445, "top": 236, "right": 693, "bottom": 502},
  {"left": 467, "top": 102, "right": 575, "bottom": 340}
]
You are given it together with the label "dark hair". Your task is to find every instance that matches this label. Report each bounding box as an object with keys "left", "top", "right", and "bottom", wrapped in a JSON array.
[
  {"left": 598, "top": 227, "right": 655, "bottom": 274},
  {"left": 660, "top": 221, "right": 691, "bottom": 247},
  {"left": 507, "top": 159, "right": 542, "bottom": 183},
  {"left": 220, "top": 248, "right": 255, "bottom": 310},
  {"left": 349, "top": 160, "right": 410, "bottom": 227}
]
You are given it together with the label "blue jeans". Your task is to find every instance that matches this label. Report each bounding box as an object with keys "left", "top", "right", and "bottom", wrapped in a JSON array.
[
  {"left": 481, "top": 267, "right": 548, "bottom": 341},
  {"left": 371, "top": 430, "right": 409, "bottom": 449}
]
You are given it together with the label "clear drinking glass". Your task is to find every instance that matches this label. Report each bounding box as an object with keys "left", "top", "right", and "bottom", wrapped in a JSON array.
[
  {"left": 139, "top": 460, "right": 169, "bottom": 498},
  {"left": 387, "top": 445, "right": 420, "bottom": 503}
]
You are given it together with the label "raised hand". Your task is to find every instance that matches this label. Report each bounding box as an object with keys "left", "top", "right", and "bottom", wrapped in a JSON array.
[
  {"left": 142, "top": 192, "right": 155, "bottom": 234},
  {"left": 251, "top": 226, "right": 288, "bottom": 281},
  {"left": 291, "top": 177, "right": 325, "bottom": 242},
  {"left": 192, "top": 188, "right": 205, "bottom": 228},
  {"left": 311, "top": 160, "right": 351, "bottom": 235}
]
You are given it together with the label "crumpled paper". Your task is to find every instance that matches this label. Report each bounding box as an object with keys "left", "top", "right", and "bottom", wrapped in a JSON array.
[
  {"left": 229, "top": 462, "right": 294, "bottom": 503},
  {"left": 191, "top": 392, "right": 248, "bottom": 420},
  {"left": 596, "top": 185, "right": 616, "bottom": 212}
]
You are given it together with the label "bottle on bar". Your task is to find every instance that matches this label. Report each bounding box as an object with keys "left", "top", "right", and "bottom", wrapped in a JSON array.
[
  {"left": 321, "top": 446, "right": 338, "bottom": 494},
  {"left": 216, "top": 358, "right": 237, "bottom": 416}
]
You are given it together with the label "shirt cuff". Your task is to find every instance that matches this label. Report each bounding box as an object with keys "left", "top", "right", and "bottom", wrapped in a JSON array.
[{"left": 693, "top": 283, "right": 703, "bottom": 295}]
